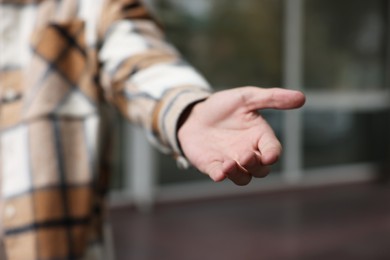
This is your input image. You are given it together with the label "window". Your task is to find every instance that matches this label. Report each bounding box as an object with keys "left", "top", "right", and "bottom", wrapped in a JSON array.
[{"left": 302, "top": 0, "right": 390, "bottom": 169}]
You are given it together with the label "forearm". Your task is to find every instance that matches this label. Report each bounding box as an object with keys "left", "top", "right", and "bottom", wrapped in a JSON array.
[{"left": 97, "top": 0, "right": 211, "bottom": 154}]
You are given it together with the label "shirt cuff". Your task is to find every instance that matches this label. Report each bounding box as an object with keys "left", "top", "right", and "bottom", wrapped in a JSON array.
[{"left": 152, "top": 86, "right": 211, "bottom": 168}]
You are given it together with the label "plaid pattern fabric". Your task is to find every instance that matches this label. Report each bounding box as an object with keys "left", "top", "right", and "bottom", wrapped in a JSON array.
[{"left": 0, "top": 0, "right": 211, "bottom": 259}]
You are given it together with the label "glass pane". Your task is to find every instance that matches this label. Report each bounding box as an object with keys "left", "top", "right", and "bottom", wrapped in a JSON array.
[
  {"left": 304, "top": 0, "right": 387, "bottom": 90},
  {"left": 303, "top": 110, "right": 390, "bottom": 169},
  {"left": 153, "top": 0, "right": 283, "bottom": 89}
]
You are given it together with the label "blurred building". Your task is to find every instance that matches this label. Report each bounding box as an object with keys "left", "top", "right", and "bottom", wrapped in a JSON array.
[{"left": 110, "top": 0, "right": 390, "bottom": 208}]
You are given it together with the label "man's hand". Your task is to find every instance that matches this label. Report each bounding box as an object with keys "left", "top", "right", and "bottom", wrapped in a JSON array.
[{"left": 177, "top": 87, "right": 305, "bottom": 186}]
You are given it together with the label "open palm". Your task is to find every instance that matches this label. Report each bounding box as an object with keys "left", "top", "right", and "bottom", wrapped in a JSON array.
[{"left": 178, "top": 87, "right": 305, "bottom": 185}]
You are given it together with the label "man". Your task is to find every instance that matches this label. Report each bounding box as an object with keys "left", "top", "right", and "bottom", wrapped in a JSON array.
[{"left": 0, "top": 0, "right": 305, "bottom": 259}]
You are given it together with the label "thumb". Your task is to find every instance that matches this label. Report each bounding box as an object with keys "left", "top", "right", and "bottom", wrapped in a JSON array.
[{"left": 239, "top": 87, "right": 306, "bottom": 111}]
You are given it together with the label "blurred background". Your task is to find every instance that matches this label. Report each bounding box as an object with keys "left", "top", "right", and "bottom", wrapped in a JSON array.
[{"left": 108, "top": 0, "right": 390, "bottom": 259}]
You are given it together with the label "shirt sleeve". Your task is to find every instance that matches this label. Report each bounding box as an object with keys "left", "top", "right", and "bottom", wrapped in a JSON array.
[{"left": 96, "top": 0, "right": 211, "bottom": 160}]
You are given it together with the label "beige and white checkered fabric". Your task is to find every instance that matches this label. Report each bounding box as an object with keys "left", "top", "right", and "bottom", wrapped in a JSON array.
[{"left": 0, "top": 0, "right": 211, "bottom": 259}]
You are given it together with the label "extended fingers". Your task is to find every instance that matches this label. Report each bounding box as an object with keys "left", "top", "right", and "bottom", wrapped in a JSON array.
[
  {"left": 258, "top": 131, "right": 283, "bottom": 165},
  {"left": 224, "top": 151, "right": 271, "bottom": 185},
  {"left": 223, "top": 160, "right": 252, "bottom": 186},
  {"left": 206, "top": 161, "right": 227, "bottom": 182},
  {"left": 205, "top": 152, "right": 271, "bottom": 186},
  {"left": 238, "top": 151, "right": 270, "bottom": 178},
  {"left": 205, "top": 159, "right": 252, "bottom": 186}
]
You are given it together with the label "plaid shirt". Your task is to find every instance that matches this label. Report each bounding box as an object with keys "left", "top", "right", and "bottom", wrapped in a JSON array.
[{"left": 0, "top": 0, "right": 211, "bottom": 259}]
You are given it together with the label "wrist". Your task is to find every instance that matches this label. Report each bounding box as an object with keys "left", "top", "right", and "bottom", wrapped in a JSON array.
[{"left": 176, "top": 101, "right": 203, "bottom": 153}]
